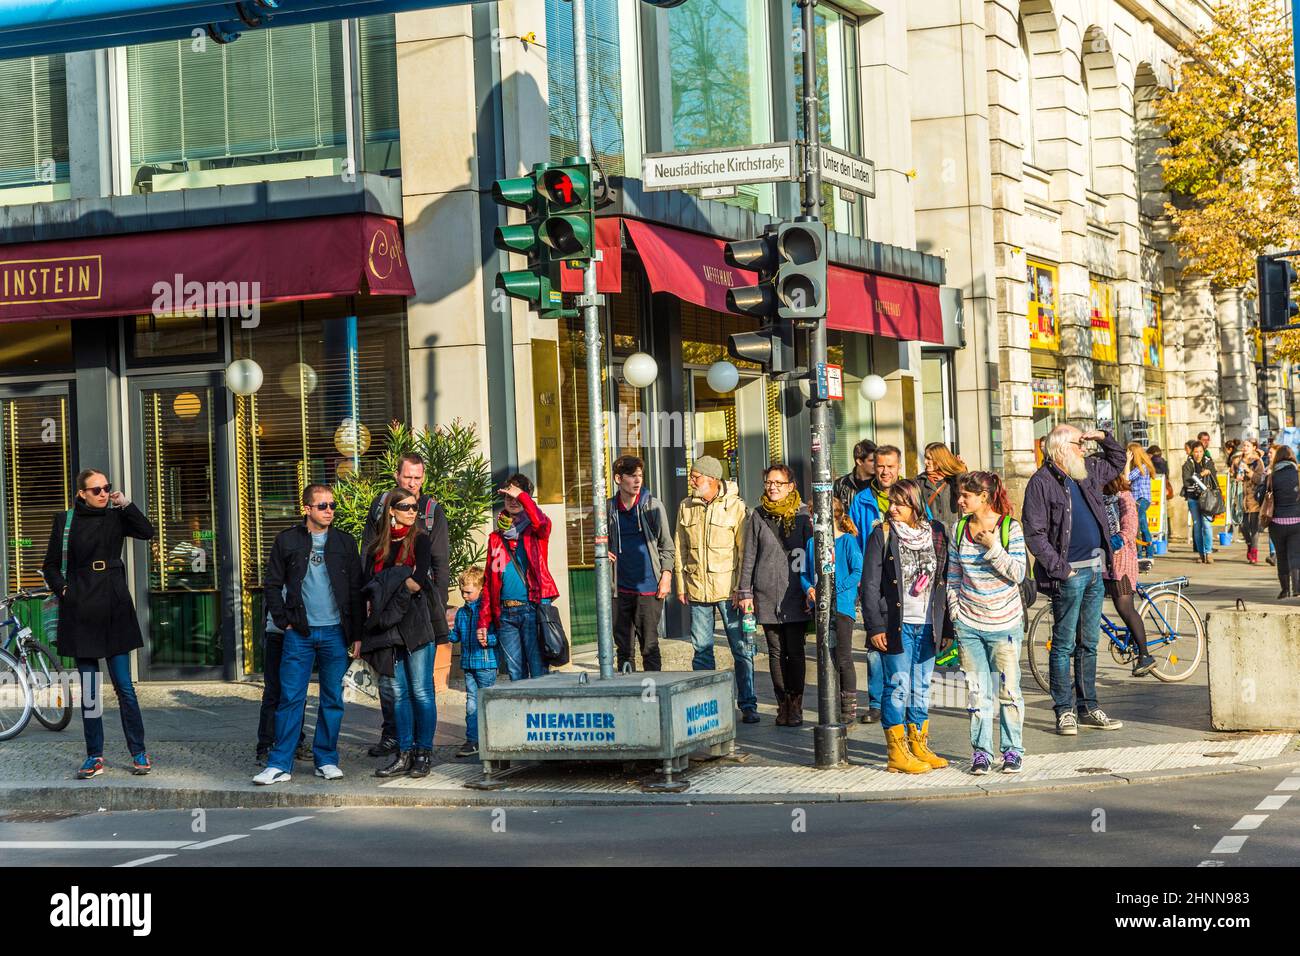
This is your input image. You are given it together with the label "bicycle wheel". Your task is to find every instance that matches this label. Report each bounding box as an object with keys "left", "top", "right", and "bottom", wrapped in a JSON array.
[
  {"left": 1025, "top": 602, "right": 1055, "bottom": 694},
  {"left": 0, "top": 648, "right": 34, "bottom": 741},
  {"left": 1139, "top": 592, "right": 1205, "bottom": 682},
  {"left": 25, "top": 640, "right": 72, "bottom": 731}
]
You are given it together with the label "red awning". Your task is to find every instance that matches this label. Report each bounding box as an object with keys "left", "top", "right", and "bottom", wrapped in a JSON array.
[
  {"left": 0, "top": 213, "right": 414, "bottom": 323},
  {"left": 610, "top": 218, "right": 942, "bottom": 343}
]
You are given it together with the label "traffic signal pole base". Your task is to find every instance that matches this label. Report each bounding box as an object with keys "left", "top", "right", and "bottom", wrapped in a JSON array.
[{"left": 813, "top": 723, "right": 848, "bottom": 769}]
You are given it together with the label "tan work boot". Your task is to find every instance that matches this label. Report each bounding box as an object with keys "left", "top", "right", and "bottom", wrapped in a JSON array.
[
  {"left": 885, "top": 724, "right": 931, "bottom": 774},
  {"left": 907, "top": 720, "right": 949, "bottom": 769}
]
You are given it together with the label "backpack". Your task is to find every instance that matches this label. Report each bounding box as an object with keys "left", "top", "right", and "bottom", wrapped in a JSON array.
[{"left": 955, "top": 514, "right": 1037, "bottom": 610}]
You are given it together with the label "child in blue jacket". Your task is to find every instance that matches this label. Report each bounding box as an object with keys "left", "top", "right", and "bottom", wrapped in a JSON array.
[
  {"left": 801, "top": 498, "right": 864, "bottom": 722},
  {"left": 450, "top": 566, "right": 498, "bottom": 759}
]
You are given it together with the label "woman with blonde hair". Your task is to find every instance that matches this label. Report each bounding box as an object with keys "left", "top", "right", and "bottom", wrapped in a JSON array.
[
  {"left": 801, "top": 497, "right": 864, "bottom": 722},
  {"left": 1126, "top": 443, "right": 1156, "bottom": 560},
  {"left": 920, "top": 441, "right": 966, "bottom": 531}
]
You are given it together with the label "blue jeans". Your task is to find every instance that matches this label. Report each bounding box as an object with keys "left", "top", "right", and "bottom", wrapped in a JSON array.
[
  {"left": 497, "top": 602, "right": 547, "bottom": 681},
  {"left": 956, "top": 622, "right": 1024, "bottom": 756},
  {"left": 464, "top": 667, "right": 497, "bottom": 743},
  {"left": 1048, "top": 566, "right": 1103, "bottom": 718},
  {"left": 1188, "top": 499, "right": 1212, "bottom": 556},
  {"left": 881, "top": 622, "right": 935, "bottom": 730},
  {"left": 269, "top": 625, "right": 348, "bottom": 772},
  {"left": 77, "top": 654, "right": 146, "bottom": 759},
  {"left": 688, "top": 601, "right": 757, "bottom": 713},
  {"left": 385, "top": 643, "right": 436, "bottom": 752},
  {"left": 1135, "top": 498, "right": 1153, "bottom": 556},
  {"left": 866, "top": 648, "right": 884, "bottom": 710}
]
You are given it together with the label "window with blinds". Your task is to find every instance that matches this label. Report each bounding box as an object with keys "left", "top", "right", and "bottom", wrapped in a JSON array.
[
  {"left": 232, "top": 296, "right": 409, "bottom": 672},
  {"left": 359, "top": 15, "right": 401, "bottom": 175},
  {"left": 547, "top": 0, "right": 624, "bottom": 174},
  {"left": 127, "top": 22, "right": 348, "bottom": 191},
  {"left": 0, "top": 55, "right": 69, "bottom": 192},
  {"left": 1, "top": 394, "right": 71, "bottom": 593}
]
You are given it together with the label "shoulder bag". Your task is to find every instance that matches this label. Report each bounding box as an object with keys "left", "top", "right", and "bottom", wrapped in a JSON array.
[
  {"left": 1259, "top": 470, "right": 1276, "bottom": 530},
  {"left": 508, "top": 539, "right": 570, "bottom": 667}
]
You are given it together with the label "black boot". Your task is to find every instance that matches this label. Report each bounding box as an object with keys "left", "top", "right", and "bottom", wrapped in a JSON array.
[
  {"left": 368, "top": 735, "right": 398, "bottom": 758},
  {"left": 374, "top": 750, "right": 413, "bottom": 778},
  {"left": 409, "top": 748, "right": 433, "bottom": 779}
]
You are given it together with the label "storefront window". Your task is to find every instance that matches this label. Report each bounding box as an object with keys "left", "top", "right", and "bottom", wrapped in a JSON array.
[
  {"left": 1094, "top": 382, "right": 1116, "bottom": 433},
  {"left": 827, "top": 331, "right": 875, "bottom": 475},
  {"left": 231, "top": 295, "right": 409, "bottom": 672},
  {"left": 1146, "top": 387, "right": 1167, "bottom": 457},
  {"left": 547, "top": 0, "right": 624, "bottom": 174},
  {"left": 1143, "top": 292, "right": 1164, "bottom": 369},
  {"left": 128, "top": 313, "right": 222, "bottom": 363},
  {"left": 0, "top": 392, "right": 71, "bottom": 594},
  {"left": 792, "top": 2, "right": 863, "bottom": 237},
  {"left": 1032, "top": 369, "right": 1064, "bottom": 466},
  {"left": 1027, "top": 259, "right": 1059, "bottom": 350},
  {"left": 1089, "top": 277, "right": 1117, "bottom": 363},
  {"left": 128, "top": 17, "right": 399, "bottom": 194},
  {"left": 0, "top": 54, "right": 69, "bottom": 203},
  {"left": 921, "top": 351, "right": 955, "bottom": 451},
  {"left": 0, "top": 318, "right": 73, "bottom": 372}
]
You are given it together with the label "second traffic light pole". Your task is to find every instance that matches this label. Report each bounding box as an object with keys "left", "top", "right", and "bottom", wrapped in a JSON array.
[
  {"left": 799, "top": 0, "right": 848, "bottom": 769},
  {"left": 571, "top": 0, "right": 616, "bottom": 679}
]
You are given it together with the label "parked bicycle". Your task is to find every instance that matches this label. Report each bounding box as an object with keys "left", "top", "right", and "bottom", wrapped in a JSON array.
[
  {"left": 1025, "top": 573, "right": 1206, "bottom": 691},
  {"left": 0, "top": 587, "right": 72, "bottom": 741}
]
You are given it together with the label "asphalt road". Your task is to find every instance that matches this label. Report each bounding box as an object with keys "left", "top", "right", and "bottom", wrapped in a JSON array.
[{"left": 1, "top": 767, "right": 1295, "bottom": 868}]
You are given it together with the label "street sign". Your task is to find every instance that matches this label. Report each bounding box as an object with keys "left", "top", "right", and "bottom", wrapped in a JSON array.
[
  {"left": 815, "top": 363, "right": 843, "bottom": 401},
  {"left": 642, "top": 142, "right": 798, "bottom": 192},
  {"left": 818, "top": 146, "right": 876, "bottom": 198}
]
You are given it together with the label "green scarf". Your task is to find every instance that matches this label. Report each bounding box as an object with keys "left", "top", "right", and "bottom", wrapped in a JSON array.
[
  {"left": 760, "top": 489, "right": 804, "bottom": 537},
  {"left": 872, "top": 480, "right": 891, "bottom": 517}
]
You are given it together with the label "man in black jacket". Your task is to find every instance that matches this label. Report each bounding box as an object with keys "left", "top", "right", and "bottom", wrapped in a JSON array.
[
  {"left": 254, "top": 484, "right": 364, "bottom": 786},
  {"left": 1023, "top": 425, "right": 1126, "bottom": 737},
  {"left": 360, "top": 452, "right": 451, "bottom": 756},
  {"left": 606, "top": 455, "right": 675, "bottom": 674}
]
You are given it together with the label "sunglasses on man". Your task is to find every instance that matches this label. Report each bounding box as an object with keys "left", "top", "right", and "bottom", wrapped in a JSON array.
[{"left": 311, "top": 501, "right": 337, "bottom": 511}]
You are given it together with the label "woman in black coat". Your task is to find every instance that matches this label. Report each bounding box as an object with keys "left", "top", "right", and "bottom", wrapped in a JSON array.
[
  {"left": 860, "top": 479, "right": 950, "bottom": 775},
  {"left": 41, "top": 469, "right": 156, "bottom": 780},
  {"left": 1265, "top": 445, "right": 1300, "bottom": 598},
  {"left": 737, "top": 464, "right": 814, "bottom": 728},
  {"left": 361, "top": 487, "right": 438, "bottom": 779}
]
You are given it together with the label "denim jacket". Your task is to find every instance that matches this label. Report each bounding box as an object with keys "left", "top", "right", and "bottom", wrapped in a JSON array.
[{"left": 451, "top": 598, "right": 499, "bottom": 671}]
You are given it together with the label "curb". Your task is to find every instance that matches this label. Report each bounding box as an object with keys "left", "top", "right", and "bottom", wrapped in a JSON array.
[{"left": 3, "top": 755, "right": 1296, "bottom": 812}]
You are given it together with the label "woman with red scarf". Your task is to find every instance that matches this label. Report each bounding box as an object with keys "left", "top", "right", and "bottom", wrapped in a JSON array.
[{"left": 360, "top": 487, "right": 440, "bottom": 778}]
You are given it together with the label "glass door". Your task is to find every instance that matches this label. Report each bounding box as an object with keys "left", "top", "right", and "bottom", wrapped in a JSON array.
[
  {"left": 688, "top": 369, "right": 769, "bottom": 505},
  {"left": 130, "top": 374, "right": 235, "bottom": 679}
]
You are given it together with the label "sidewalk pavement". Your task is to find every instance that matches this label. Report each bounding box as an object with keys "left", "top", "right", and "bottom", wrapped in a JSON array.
[{"left": 1, "top": 538, "right": 1296, "bottom": 809}]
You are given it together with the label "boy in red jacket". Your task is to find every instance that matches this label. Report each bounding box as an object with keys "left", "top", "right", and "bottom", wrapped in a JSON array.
[{"left": 480, "top": 474, "right": 559, "bottom": 680}]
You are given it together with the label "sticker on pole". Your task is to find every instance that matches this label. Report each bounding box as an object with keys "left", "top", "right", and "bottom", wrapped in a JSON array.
[{"left": 815, "top": 363, "right": 844, "bottom": 401}]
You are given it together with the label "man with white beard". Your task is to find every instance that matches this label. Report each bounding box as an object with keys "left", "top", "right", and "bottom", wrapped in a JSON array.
[{"left": 1023, "top": 424, "right": 1128, "bottom": 736}]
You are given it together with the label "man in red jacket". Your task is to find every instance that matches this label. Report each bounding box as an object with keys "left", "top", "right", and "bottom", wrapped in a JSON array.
[{"left": 480, "top": 473, "right": 559, "bottom": 680}]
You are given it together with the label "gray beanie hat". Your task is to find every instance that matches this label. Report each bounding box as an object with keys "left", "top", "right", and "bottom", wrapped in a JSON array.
[{"left": 693, "top": 456, "right": 724, "bottom": 480}]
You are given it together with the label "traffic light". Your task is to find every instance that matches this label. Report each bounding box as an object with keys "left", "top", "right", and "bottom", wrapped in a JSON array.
[
  {"left": 491, "top": 162, "right": 570, "bottom": 319},
  {"left": 727, "top": 324, "right": 793, "bottom": 374},
  {"left": 774, "top": 219, "right": 827, "bottom": 325},
  {"left": 539, "top": 157, "right": 594, "bottom": 263},
  {"left": 1257, "top": 254, "right": 1299, "bottom": 331},
  {"left": 723, "top": 226, "right": 779, "bottom": 318}
]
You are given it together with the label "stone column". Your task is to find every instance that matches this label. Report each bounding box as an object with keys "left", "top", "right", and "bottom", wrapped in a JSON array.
[
  {"left": 1180, "top": 276, "right": 1220, "bottom": 451},
  {"left": 1216, "top": 288, "right": 1253, "bottom": 442}
]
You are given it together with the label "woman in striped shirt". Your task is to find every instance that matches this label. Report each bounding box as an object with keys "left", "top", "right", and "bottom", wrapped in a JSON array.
[{"left": 947, "top": 471, "right": 1028, "bottom": 775}]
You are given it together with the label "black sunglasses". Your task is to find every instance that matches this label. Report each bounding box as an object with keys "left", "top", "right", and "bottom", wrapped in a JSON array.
[
  {"left": 83, "top": 484, "right": 112, "bottom": 495},
  {"left": 311, "top": 501, "right": 337, "bottom": 511},
  {"left": 391, "top": 502, "right": 418, "bottom": 513}
]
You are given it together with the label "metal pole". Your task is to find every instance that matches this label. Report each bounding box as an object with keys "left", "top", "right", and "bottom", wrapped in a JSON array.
[
  {"left": 800, "top": 0, "right": 846, "bottom": 768},
  {"left": 572, "top": 0, "right": 615, "bottom": 679}
]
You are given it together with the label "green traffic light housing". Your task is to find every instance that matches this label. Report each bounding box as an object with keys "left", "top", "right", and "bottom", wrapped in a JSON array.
[{"left": 539, "top": 158, "right": 595, "bottom": 262}]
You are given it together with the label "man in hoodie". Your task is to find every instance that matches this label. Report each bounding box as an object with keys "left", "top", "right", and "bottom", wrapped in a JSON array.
[
  {"left": 675, "top": 456, "right": 758, "bottom": 723},
  {"left": 607, "top": 455, "right": 675, "bottom": 672}
]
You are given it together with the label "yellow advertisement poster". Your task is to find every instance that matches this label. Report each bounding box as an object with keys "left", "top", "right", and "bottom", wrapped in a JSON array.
[
  {"left": 1142, "top": 293, "right": 1163, "bottom": 369},
  {"left": 1211, "top": 473, "right": 1231, "bottom": 529},
  {"left": 1027, "top": 260, "right": 1060, "bottom": 350},
  {"left": 1147, "top": 476, "right": 1165, "bottom": 539},
  {"left": 1090, "top": 278, "right": 1117, "bottom": 363}
]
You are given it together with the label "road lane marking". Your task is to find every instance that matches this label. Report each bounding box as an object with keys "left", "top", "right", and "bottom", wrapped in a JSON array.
[
  {"left": 1211, "top": 835, "right": 1248, "bottom": 853},
  {"left": 1276, "top": 777, "right": 1300, "bottom": 791},
  {"left": 114, "top": 854, "right": 175, "bottom": 868},
  {"left": 1231, "top": 814, "right": 1268, "bottom": 831},
  {"left": 184, "top": 834, "right": 249, "bottom": 850},
  {"left": 1255, "top": 794, "right": 1291, "bottom": 811},
  {"left": 0, "top": 841, "right": 194, "bottom": 850},
  {"left": 252, "top": 816, "right": 314, "bottom": 831}
]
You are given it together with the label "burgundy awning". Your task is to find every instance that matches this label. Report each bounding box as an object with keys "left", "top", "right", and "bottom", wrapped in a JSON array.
[
  {"left": 0, "top": 212, "right": 414, "bottom": 323},
  {"left": 581, "top": 217, "right": 942, "bottom": 343}
]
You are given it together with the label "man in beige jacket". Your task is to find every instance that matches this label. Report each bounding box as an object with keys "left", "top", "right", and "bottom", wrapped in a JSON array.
[{"left": 675, "top": 456, "right": 758, "bottom": 723}]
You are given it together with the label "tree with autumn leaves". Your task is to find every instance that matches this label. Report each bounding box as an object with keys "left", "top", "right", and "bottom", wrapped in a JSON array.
[{"left": 1158, "top": 0, "right": 1300, "bottom": 357}]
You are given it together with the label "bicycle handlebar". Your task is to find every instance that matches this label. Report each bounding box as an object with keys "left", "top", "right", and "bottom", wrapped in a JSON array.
[{"left": 0, "top": 588, "right": 52, "bottom": 609}]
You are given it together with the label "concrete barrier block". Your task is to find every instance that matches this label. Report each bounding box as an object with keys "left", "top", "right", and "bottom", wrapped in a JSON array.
[{"left": 1207, "top": 610, "right": 1300, "bottom": 731}]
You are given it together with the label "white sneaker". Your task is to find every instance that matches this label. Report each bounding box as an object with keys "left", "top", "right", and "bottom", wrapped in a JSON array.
[
  {"left": 253, "top": 767, "right": 292, "bottom": 786},
  {"left": 315, "top": 764, "right": 344, "bottom": 780}
]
